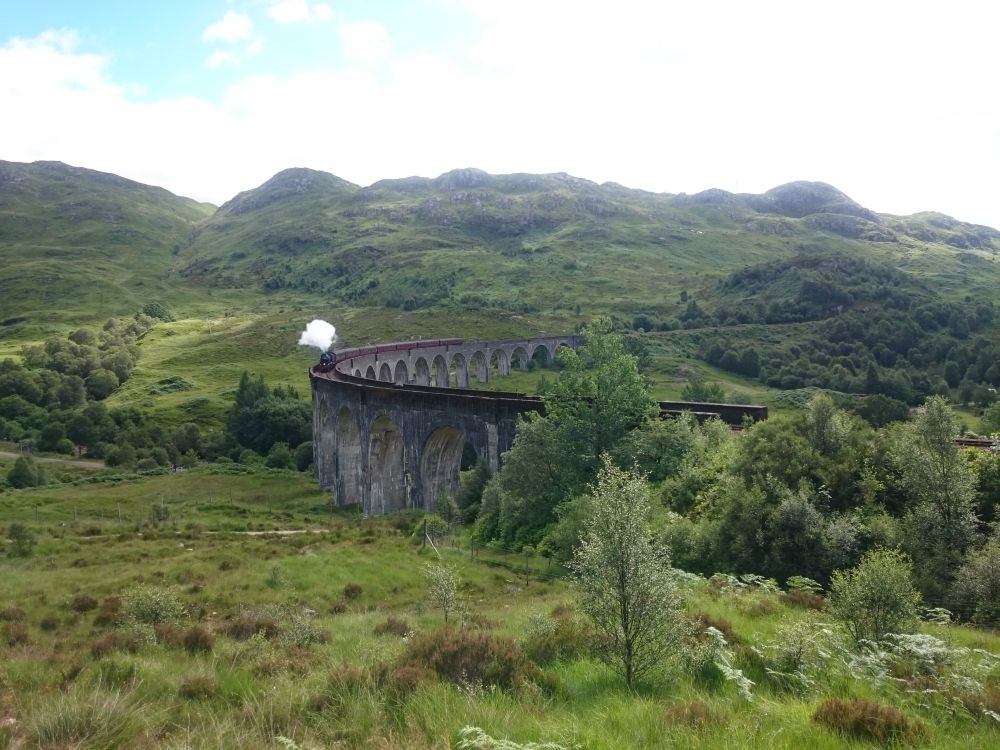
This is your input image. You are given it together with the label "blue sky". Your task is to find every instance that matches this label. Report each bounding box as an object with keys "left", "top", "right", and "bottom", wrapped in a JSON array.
[{"left": 2, "top": 1, "right": 998, "bottom": 229}]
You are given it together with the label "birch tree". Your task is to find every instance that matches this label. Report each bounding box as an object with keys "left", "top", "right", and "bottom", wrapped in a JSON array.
[{"left": 571, "top": 457, "right": 685, "bottom": 689}]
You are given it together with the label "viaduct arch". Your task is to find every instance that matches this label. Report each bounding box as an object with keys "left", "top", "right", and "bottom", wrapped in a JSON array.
[
  {"left": 310, "top": 335, "right": 767, "bottom": 516},
  {"left": 310, "top": 335, "right": 581, "bottom": 515}
]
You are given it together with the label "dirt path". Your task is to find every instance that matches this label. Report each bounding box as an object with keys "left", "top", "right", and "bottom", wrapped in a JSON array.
[{"left": 0, "top": 450, "right": 105, "bottom": 470}]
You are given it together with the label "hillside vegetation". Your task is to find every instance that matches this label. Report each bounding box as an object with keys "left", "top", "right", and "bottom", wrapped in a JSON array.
[{"left": 2, "top": 160, "right": 999, "bottom": 427}]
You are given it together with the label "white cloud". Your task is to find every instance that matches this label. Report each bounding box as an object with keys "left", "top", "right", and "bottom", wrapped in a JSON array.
[
  {"left": 268, "top": 0, "right": 333, "bottom": 25},
  {"left": 207, "top": 50, "right": 238, "bottom": 68},
  {"left": 3, "top": 4, "right": 1000, "bottom": 231},
  {"left": 337, "top": 22, "right": 389, "bottom": 66},
  {"left": 202, "top": 11, "right": 254, "bottom": 43}
]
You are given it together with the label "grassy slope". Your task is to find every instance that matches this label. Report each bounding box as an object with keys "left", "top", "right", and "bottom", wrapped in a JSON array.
[
  {"left": 0, "top": 470, "right": 997, "bottom": 748},
  {"left": 2, "top": 162, "right": 999, "bottom": 427}
]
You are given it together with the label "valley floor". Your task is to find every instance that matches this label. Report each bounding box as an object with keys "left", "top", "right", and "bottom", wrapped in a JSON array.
[{"left": 0, "top": 469, "right": 998, "bottom": 749}]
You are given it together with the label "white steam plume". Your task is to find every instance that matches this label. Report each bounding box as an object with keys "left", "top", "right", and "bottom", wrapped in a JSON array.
[{"left": 298, "top": 319, "right": 337, "bottom": 351}]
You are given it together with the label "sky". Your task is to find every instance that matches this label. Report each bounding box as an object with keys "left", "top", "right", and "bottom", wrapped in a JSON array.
[{"left": 1, "top": 0, "right": 998, "bottom": 228}]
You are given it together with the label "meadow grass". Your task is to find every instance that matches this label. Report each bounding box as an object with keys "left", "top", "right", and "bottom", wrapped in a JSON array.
[{"left": 1, "top": 469, "right": 998, "bottom": 748}]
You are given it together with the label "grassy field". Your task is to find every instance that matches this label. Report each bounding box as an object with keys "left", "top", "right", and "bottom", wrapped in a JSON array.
[{"left": 1, "top": 469, "right": 997, "bottom": 749}]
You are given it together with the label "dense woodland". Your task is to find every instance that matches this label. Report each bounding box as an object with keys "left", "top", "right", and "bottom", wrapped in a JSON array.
[{"left": 464, "top": 319, "right": 1000, "bottom": 626}]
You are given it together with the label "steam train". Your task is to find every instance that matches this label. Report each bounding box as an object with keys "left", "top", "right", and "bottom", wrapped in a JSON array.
[{"left": 312, "top": 338, "right": 465, "bottom": 374}]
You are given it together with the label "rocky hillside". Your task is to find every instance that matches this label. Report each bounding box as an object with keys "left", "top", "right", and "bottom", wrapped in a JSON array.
[{"left": 176, "top": 167, "right": 1000, "bottom": 318}]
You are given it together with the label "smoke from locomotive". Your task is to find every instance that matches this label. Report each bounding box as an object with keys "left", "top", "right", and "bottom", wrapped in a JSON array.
[{"left": 298, "top": 320, "right": 337, "bottom": 351}]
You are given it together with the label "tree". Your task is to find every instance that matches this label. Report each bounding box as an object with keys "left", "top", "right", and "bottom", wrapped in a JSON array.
[
  {"left": 570, "top": 457, "right": 686, "bottom": 689},
  {"left": 6, "top": 456, "right": 39, "bottom": 488},
  {"left": 983, "top": 400, "right": 1000, "bottom": 434},
  {"left": 680, "top": 372, "right": 726, "bottom": 403},
  {"left": 893, "top": 396, "right": 979, "bottom": 596},
  {"left": 6, "top": 522, "right": 36, "bottom": 557},
  {"left": 85, "top": 369, "right": 119, "bottom": 400},
  {"left": 424, "top": 563, "right": 459, "bottom": 624},
  {"left": 294, "top": 441, "right": 314, "bottom": 472},
  {"left": 805, "top": 392, "right": 848, "bottom": 455},
  {"left": 544, "top": 317, "right": 658, "bottom": 476},
  {"left": 66, "top": 413, "right": 98, "bottom": 455},
  {"left": 829, "top": 548, "right": 921, "bottom": 644},
  {"left": 475, "top": 318, "right": 656, "bottom": 547},
  {"left": 952, "top": 534, "right": 1000, "bottom": 625},
  {"left": 265, "top": 442, "right": 294, "bottom": 469}
]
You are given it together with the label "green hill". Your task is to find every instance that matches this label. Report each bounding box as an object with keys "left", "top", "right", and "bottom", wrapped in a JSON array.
[
  {"left": 2, "top": 160, "right": 999, "bottom": 426},
  {"left": 0, "top": 160, "right": 214, "bottom": 333},
  {"left": 177, "top": 168, "right": 1000, "bottom": 315}
]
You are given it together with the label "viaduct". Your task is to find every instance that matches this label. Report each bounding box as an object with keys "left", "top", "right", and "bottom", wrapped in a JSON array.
[{"left": 310, "top": 335, "right": 768, "bottom": 516}]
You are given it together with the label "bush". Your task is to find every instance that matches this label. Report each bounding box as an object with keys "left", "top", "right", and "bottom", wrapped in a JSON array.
[
  {"left": 94, "top": 597, "right": 122, "bottom": 627},
  {"left": 342, "top": 582, "right": 363, "bottom": 600},
  {"left": 813, "top": 697, "right": 927, "bottom": 743},
  {"left": 374, "top": 616, "right": 411, "bottom": 637},
  {"left": 153, "top": 623, "right": 183, "bottom": 647},
  {"left": 521, "top": 612, "right": 591, "bottom": 665},
  {"left": 91, "top": 632, "right": 141, "bottom": 659},
  {"left": 829, "top": 548, "right": 921, "bottom": 643},
  {"left": 70, "top": 594, "right": 98, "bottom": 613},
  {"left": 783, "top": 590, "right": 826, "bottom": 611},
  {"left": 662, "top": 700, "right": 723, "bottom": 728},
  {"left": 2, "top": 620, "right": 30, "bottom": 646},
  {"left": 182, "top": 625, "right": 214, "bottom": 654},
  {"left": 121, "top": 585, "right": 185, "bottom": 625},
  {"left": 399, "top": 626, "right": 538, "bottom": 690},
  {"left": 0, "top": 606, "right": 26, "bottom": 622},
  {"left": 279, "top": 614, "right": 328, "bottom": 648},
  {"left": 178, "top": 674, "right": 218, "bottom": 700},
  {"left": 40, "top": 615, "right": 61, "bottom": 632},
  {"left": 222, "top": 611, "right": 279, "bottom": 641},
  {"left": 6, "top": 522, "right": 36, "bottom": 556}
]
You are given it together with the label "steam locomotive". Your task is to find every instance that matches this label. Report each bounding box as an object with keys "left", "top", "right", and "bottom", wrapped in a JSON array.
[
  {"left": 312, "top": 338, "right": 464, "bottom": 375},
  {"left": 315, "top": 350, "right": 337, "bottom": 373}
]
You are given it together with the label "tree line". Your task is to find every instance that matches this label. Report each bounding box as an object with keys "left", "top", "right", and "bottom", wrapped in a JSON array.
[{"left": 461, "top": 318, "right": 999, "bottom": 626}]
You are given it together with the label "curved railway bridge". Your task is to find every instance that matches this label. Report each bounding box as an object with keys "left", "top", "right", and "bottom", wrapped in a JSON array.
[{"left": 310, "top": 336, "right": 767, "bottom": 516}]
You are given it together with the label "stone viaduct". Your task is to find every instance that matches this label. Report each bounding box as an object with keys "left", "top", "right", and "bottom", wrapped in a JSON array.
[
  {"left": 310, "top": 335, "right": 768, "bottom": 516},
  {"left": 310, "top": 336, "right": 581, "bottom": 515}
]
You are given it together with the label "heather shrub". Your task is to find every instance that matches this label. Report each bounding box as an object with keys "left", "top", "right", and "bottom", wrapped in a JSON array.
[
  {"left": 690, "top": 613, "right": 740, "bottom": 644},
  {"left": 783, "top": 590, "right": 826, "bottom": 611},
  {"left": 153, "top": 622, "right": 183, "bottom": 647},
  {"left": 0, "top": 607, "right": 26, "bottom": 622},
  {"left": 91, "top": 631, "right": 141, "bottom": 659},
  {"left": 69, "top": 594, "right": 98, "bottom": 613},
  {"left": 813, "top": 697, "right": 927, "bottom": 743},
  {"left": 342, "top": 582, "right": 363, "bottom": 600},
  {"left": 400, "top": 626, "right": 539, "bottom": 690},
  {"left": 223, "top": 610, "right": 279, "bottom": 640},
  {"left": 2, "top": 620, "right": 30, "bottom": 646},
  {"left": 662, "top": 699, "right": 723, "bottom": 728},
  {"left": 93, "top": 597, "right": 122, "bottom": 627},
  {"left": 40, "top": 615, "right": 61, "bottom": 632},
  {"left": 178, "top": 673, "right": 218, "bottom": 700},
  {"left": 374, "top": 616, "right": 411, "bottom": 637},
  {"left": 182, "top": 625, "right": 215, "bottom": 654}
]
